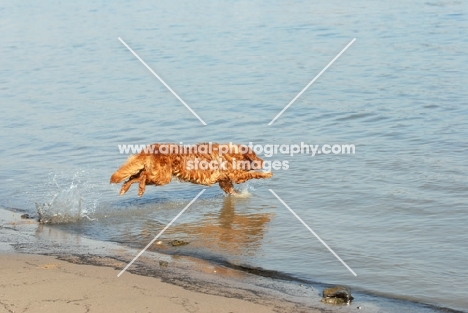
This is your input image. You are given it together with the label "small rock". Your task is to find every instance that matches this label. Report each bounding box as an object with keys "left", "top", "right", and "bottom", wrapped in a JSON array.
[
  {"left": 170, "top": 239, "right": 189, "bottom": 247},
  {"left": 21, "top": 214, "right": 30, "bottom": 219},
  {"left": 159, "top": 260, "right": 168, "bottom": 267},
  {"left": 321, "top": 286, "right": 354, "bottom": 305}
]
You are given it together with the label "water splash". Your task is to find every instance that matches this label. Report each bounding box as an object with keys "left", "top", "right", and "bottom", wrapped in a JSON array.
[
  {"left": 35, "top": 171, "right": 98, "bottom": 224},
  {"left": 232, "top": 184, "right": 253, "bottom": 198}
]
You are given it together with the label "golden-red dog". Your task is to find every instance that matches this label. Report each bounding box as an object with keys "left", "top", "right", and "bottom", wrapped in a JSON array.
[{"left": 110, "top": 143, "right": 272, "bottom": 196}]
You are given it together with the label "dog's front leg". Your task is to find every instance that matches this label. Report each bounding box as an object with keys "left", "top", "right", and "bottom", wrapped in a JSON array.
[
  {"left": 229, "top": 171, "right": 273, "bottom": 184},
  {"left": 219, "top": 179, "right": 236, "bottom": 194}
]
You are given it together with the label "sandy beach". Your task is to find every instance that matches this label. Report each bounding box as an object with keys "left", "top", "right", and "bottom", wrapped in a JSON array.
[
  {"left": 0, "top": 253, "right": 288, "bottom": 313},
  {"left": 2, "top": 207, "right": 460, "bottom": 313},
  {"left": 0, "top": 208, "right": 326, "bottom": 313}
]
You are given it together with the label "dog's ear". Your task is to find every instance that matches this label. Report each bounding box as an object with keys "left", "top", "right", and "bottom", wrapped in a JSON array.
[{"left": 244, "top": 149, "right": 262, "bottom": 163}]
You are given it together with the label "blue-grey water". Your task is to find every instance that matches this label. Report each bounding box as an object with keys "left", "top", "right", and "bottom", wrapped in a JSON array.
[{"left": 1, "top": 1, "right": 467, "bottom": 311}]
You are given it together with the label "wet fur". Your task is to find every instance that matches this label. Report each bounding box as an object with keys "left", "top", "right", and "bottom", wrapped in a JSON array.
[{"left": 110, "top": 143, "right": 273, "bottom": 196}]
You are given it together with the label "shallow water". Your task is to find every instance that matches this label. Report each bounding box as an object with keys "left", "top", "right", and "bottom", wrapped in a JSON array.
[{"left": 1, "top": 1, "right": 467, "bottom": 311}]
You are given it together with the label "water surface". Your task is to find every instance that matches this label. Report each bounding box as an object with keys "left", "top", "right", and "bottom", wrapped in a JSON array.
[{"left": 1, "top": 1, "right": 467, "bottom": 311}]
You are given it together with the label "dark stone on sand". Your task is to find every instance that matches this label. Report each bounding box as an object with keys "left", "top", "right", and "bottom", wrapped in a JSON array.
[
  {"left": 20, "top": 214, "right": 30, "bottom": 219},
  {"left": 321, "top": 286, "right": 354, "bottom": 305},
  {"left": 170, "top": 239, "right": 189, "bottom": 247}
]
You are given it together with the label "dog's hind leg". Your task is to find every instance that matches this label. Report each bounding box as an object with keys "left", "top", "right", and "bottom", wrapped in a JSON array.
[
  {"left": 120, "top": 179, "right": 137, "bottom": 195},
  {"left": 137, "top": 171, "right": 147, "bottom": 197},
  {"left": 219, "top": 179, "right": 236, "bottom": 194},
  {"left": 119, "top": 174, "right": 141, "bottom": 195}
]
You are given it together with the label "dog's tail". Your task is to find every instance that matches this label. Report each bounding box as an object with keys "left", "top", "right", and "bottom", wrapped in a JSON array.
[{"left": 110, "top": 154, "right": 146, "bottom": 184}]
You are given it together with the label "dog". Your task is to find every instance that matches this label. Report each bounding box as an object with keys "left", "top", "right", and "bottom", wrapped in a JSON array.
[{"left": 110, "top": 143, "right": 273, "bottom": 196}]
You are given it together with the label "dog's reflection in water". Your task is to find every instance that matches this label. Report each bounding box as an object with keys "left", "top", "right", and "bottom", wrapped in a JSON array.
[
  {"left": 193, "top": 196, "right": 272, "bottom": 255},
  {"left": 142, "top": 196, "right": 273, "bottom": 256}
]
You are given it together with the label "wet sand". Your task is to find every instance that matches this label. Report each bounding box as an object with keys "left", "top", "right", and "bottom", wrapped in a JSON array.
[
  {"left": 4, "top": 208, "right": 459, "bottom": 313},
  {"left": 0, "top": 208, "right": 325, "bottom": 313},
  {"left": 0, "top": 252, "right": 287, "bottom": 313}
]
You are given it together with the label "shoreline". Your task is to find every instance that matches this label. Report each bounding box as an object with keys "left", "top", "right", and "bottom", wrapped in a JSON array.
[
  {"left": 0, "top": 252, "right": 293, "bottom": 313},
  {"left": 1, "top": 207, "right": 465, "bottom": 313},
  {"left": 0, "top": 207, "right": 326, "bottom": 313}
]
